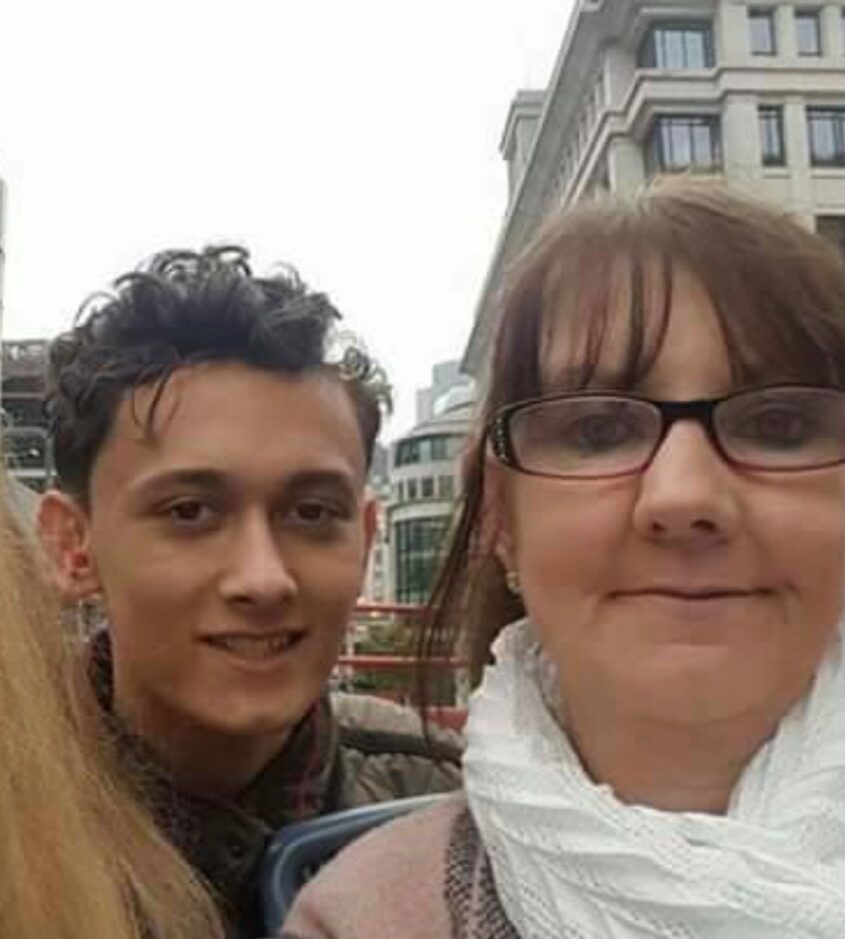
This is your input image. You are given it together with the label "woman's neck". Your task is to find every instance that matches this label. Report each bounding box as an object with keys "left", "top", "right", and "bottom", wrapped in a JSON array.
[{"left": 564, "top": 703, "right": 779, "bottom": 814}]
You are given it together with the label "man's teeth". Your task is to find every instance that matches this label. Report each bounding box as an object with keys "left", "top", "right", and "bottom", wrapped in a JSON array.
[{"left": 209, "top": 634, "right": 298, "bottom": 658}]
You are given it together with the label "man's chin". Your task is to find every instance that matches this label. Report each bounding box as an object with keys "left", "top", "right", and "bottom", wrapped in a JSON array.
[{"left": 195, "top": 699, "right": 315, "bottom": 740}]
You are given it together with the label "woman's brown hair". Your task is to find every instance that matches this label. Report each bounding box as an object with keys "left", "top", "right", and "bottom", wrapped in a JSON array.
[
  {"left": 419, "top": 178, "right": 845, "bottom": 689},
  {"left": 0, "top": 475, "right": 224, "bottom": 939}
]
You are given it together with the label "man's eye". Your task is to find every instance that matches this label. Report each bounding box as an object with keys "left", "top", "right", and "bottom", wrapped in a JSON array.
[
  {"left": 293, "top": 502, "right": 334, "bottom": 523},
  {"left": 290, "top": 500, "right": 348, "bottom": 528},
  {"left": 164, "top": 500, "right": 214, "bottom": 527}
]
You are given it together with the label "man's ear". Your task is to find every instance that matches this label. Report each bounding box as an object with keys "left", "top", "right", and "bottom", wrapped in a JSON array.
[{"left": 37, "top": 490, "right": 100, "bottom": 602}]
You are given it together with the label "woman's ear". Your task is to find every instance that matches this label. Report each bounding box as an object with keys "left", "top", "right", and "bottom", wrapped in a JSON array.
[
  {"left": 37, "top": 490, "right": 101, "bottom": 601},
  {"left": 482, "top": 455, "right": 516, "bottom": 575}
]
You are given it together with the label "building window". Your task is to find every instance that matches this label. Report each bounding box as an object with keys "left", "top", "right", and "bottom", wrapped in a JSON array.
[
  {"left": 759, "top": 106, "right": 786, "bottom": 166},
  {"left": 593, "top": 70, "right": 606, "bottom": 110},
  {"left": 396, "top": 433, "right": 462, "bottom": 467},
  {"left": 393, "top": 517, "right": 449, "bottom": 605},
  {"left": 795, "top": 9, "right": 822, "bottom": 56},
  {"left": 430, "top": 436, "right": 448, "bottom": 461},
  {"left": 396, "top": 481, "right": 404, "bottom": 502},
  {"left": 407, "top": 478, "right": 418, "bottom": 501},
  {"left": 395, "top": 438, "right": 419, "bottom": 467},
  {"left": 818, "top": 216, "right": 845, "bottom": 257},
  {"left": 646, "top": 116, "right": 721, "bottom": 173},
  {"left": 749, "top": 8, "right": 777, "bottom": 55},
  {"left": 421, "top": 476, "right": 434, "bottom": 499},
  {"left": 638, "top": 22, "right": 714, "bottom": 69},
  {"left": 807, "top": 109, "right": 845, "bottom": 166},
  {"left": 437, "top": 475, "right": 455, "bottom": 501}
]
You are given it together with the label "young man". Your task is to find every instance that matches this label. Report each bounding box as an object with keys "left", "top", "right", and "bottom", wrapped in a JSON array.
[{"left": 38, "top": 247, "right": 461, "bottom": 937}]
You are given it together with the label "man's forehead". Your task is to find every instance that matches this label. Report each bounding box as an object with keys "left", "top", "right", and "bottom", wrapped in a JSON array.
[
  {"left": 91, "top": 363, "right": 368, "bottom": 495},
  {"left": 115, "top": 363, "right": 354, "bottom": 429}
]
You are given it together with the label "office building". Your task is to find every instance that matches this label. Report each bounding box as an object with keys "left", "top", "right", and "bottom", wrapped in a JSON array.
[
  {"left": 387, "top": 363, "right": 473, "bottom": 604},
  {"left": 465, "top": 0, "right": 845, "bottom": 372}
]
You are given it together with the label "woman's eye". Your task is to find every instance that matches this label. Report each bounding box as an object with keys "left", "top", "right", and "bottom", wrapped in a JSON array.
[
  {"left": 741, "top": 409, "right": 812, "bottom": 447},
  {"left": 565, "top": 415, "right": 639, "bottom": 451}
]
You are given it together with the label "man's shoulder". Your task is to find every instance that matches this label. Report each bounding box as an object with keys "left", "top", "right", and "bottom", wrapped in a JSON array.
[
  {"left": 330, "top": 692, "right": 463, "bottom": 804},
  {"left": 332, "top": 691, "right": 463, "bottom": 757}
]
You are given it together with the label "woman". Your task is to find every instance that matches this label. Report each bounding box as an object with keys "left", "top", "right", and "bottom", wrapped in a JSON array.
[
  {"left": 282, "top": 178, "right": 845, "bottom": 939},
  {"left": 0, "top": 473, "right": 223, "bottom": 938}
]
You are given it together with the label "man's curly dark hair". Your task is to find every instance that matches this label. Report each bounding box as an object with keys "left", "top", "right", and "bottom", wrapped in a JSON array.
[{"left": 46, "top": 245, "right": 391, "bottom": 502}]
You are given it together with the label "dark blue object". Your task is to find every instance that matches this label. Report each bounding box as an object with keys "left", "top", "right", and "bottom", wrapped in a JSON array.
[{"left": 260, "top": 793, "right": 449, "bottom": 934}]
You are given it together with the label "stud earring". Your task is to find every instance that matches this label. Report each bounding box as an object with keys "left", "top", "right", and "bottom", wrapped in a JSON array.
[{"left": 505, "top": 570, "right": 522, "bottom": 596}]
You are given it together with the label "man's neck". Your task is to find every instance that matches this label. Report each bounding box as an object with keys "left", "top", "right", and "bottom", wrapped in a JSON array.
[
  {"left": 113, "top": 689, "right": 291, "bottom": 799},
  {"left": 564, "top": 701, "right": 778, "bottom": 815}
]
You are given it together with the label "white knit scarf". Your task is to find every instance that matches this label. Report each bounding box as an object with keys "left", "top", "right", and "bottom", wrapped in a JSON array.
[{"left": 463, "top": 618, "right": 845, "bottom": 939}]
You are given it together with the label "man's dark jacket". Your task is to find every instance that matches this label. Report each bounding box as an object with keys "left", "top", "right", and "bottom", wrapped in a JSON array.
[{"left": 89, "top": 632, "right": 463, "bottom": 938}]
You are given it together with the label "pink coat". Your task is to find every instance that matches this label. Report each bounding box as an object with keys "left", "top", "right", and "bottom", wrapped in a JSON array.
[{"left": 281, "top": 794, "right": 515, "bottom": 939}]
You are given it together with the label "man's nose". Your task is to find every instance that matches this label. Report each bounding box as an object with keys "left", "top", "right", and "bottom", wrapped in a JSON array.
[
  {"left": 219, "top": 514, "right": 297, "bottom": 608},
  {"left": 632, "top": 420, "right": 741, "bottom": 547}
]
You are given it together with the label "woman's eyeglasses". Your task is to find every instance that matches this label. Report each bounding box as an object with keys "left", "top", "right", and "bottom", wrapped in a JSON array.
[{"left": 488, "top": 385, "right": 845, "bottom": 479}]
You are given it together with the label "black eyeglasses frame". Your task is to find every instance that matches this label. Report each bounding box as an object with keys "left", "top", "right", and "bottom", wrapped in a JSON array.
[{"left": 487, "top": 384, "right": 845, "bottom": 480}]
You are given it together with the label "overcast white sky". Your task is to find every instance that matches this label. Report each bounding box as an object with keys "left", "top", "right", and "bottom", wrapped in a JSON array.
[{"left": 0, "top": 1, "right": 572, "bottom": 437}]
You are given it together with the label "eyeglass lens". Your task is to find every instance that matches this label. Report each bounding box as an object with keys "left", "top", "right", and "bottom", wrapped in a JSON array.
[{"left": 508, "top": 387, "right": 845, "bottom": 478}]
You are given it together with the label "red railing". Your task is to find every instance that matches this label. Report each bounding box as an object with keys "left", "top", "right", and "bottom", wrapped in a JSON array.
[
  {"left": 335, "top": 601, "right": 468, "bottom": 730},
  {"left": 337, "top": 654, "right": 462, "bottom": 669}
]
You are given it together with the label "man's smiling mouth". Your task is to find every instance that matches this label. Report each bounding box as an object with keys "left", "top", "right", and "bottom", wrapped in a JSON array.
[{"left": 202, "top": 631, "right": 306, "bottom": 660}]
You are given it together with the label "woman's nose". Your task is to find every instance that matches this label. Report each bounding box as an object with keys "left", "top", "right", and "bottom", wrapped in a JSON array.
[{"left": 632, "top": 421, "right": 741, "bottom": 547}]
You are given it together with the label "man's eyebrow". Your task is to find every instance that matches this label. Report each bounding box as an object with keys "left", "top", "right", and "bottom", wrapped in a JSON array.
[
  {"left": 131, "top": 467, "right": 360, "bottom": 501},
  {"left": 282, "top": 469, "right": 359, "bottom": 499},
  {"left": 131, "top": 468, "right": 229, "bottom": 499}
]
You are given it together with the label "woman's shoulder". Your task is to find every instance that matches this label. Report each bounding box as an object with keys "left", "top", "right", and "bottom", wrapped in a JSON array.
[{"left": 282, "top": 794, "right": 467, "bottom": 939}]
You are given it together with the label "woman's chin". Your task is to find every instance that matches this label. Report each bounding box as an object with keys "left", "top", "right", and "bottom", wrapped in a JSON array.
[{"left": 576, "top": 643, "right": 790, "bottom": 727}]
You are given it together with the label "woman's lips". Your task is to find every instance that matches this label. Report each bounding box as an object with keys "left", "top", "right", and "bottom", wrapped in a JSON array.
[{"left": 612, "top": 587, "right": 772, "bottom": 600}]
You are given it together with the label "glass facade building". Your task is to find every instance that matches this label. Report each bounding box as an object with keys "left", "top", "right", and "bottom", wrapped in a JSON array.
[{"left": 393, "top": 517, "right": 450, "bottom": 605}]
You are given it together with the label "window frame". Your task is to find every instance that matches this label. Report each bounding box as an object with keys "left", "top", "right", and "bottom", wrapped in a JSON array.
[
  {"left": 646, "top": 114, "right": 722, "bottom": 174},
  {"left": 748, "top": 7, "right": 777, "bottom": 56},
  {"left": 807, "top": 108, "right": 845, "bottom": 167},
  {"left": 393, "top": 517, "right": 450, "bottom": 605},
  {"left": 437, "top": 474, "right": 455, "bottom": 501},
  {"left": 638, "top": 20, "right": 715, "bottom": 69},
  {"left": 758, "top": 105, "right": 786, "bottom": 167},
  {"left": 430, "top": 436, "right": 448, "bottom": 461},
  {"left": 795, "top": 8, "right": 822, "bottom": 56}
]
